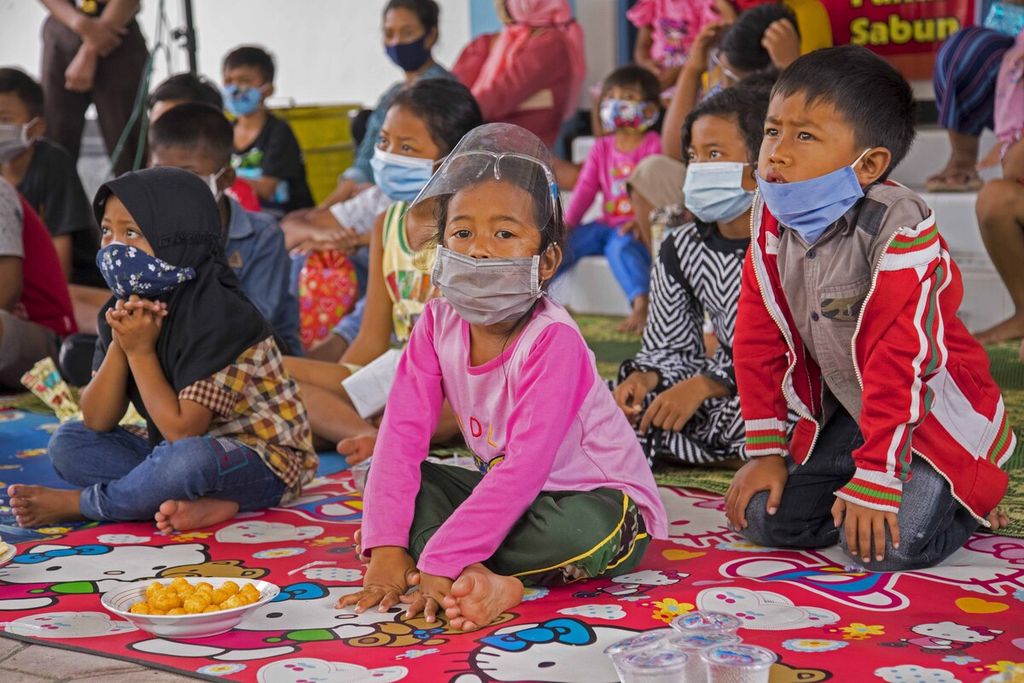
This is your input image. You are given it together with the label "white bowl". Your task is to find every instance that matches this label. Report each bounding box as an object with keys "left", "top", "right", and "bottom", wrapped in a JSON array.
[{"left": 101, "top": 576, "right": 280, "bottom": 639}]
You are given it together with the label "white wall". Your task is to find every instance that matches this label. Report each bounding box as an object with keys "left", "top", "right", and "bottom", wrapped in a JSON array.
[{"left": 0, "top": 0, "right": 619, "bottom": 109}]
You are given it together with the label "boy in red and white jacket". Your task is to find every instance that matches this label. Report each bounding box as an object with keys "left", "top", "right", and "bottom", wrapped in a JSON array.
[{"left": 725, "top": 47, "right": 1013, "bottom": 572}]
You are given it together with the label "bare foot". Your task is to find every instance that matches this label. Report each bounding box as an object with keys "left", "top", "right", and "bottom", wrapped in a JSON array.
[
  {"left": 619, "top": 295, "right": 649, "bottom": 334},
  {"left": 154, "top": 498, "right": 239, "bottom": 533},
  {"left": 7, "top": 485, "right": 84, "bottom": 527},
  {"left": 987, "top": 507, "right": 1010, "bottom": 531},
  {"left": 975, "top": 314, "right": 1024, "bottom": 345},
  {"left": 441, "top": 563, "right": 523, "bottom": 632},
  {"left": 338, "top": 433, "right": 376, "bottom": 465}
]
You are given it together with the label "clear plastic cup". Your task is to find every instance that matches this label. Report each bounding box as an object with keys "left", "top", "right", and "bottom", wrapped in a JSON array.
[
  {"left": 700, "top": 644, "right": 776, "bottom": 683},
  {"left": 605, "top": 630, "right": 673, "bottom": 681},
  {"left": 350, "top": 458, "right": 371, "bottom": 492},
  {"left": 669, "top": 611, "right": 742, "bottom": 635},
  {"left": 615, "top": 650, "right": 689, "bottom": 683},
  {"left": 666, "top": 633, "right": 743, "bottom": 683},
  {"left": 604, "top": 630, "right": 672, "bottom": 659}
]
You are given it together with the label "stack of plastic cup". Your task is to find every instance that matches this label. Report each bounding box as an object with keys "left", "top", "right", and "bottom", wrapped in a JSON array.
[
  {"left": 666, "top": 632, "right": 743, "bottom": 683},
  {"left": 604, "top": 630, "right": 672, "bottom": 680},
  {"left": 615, "top": 650, "right": 690, "bottom": 683},
  {"left": 350, "top": 459, "right": 371, "bottom": 492},
  {"left": 669, "top": 611, "right": 742, "bottom": 636},
  {"left": 700, "top": 644, "right": 776, "bottom": 683}
]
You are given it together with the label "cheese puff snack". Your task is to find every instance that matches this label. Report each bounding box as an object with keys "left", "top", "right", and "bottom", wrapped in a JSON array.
[{"left": 129, "top": 580, "right": 262, "bottom": 615}]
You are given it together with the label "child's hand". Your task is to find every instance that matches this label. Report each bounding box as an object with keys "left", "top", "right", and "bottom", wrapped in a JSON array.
[
  {"left": 686, "top": 21, "right": 731, "bottom": 76},
  {"left": 614, "top": 371, "right": 658, "bottom": 421},
  {"left": 337, "top": 546, "right": 418, "bottom": 614},
  {"left": 832, "top": 498, "right": 900, "bottom": 564},
  {"left": 401, "top": 571, "right": 453, "bottom": 623},
  {"left": 108, "top": 296, "right": 165, "bottom": 356},
  {"left": 619, "top": 219, "right": 651, "bottom": 251},
  {"left": 762, "top": 19, "right": 801, "bottom": 70},
  {"left": 725, "top": 454, "right": 788, "bottom": 530},
  {"left": 638, "top": 375, "right": 716, "bottom": 433}
]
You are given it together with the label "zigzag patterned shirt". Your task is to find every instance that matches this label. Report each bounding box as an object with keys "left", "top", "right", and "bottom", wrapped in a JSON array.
[{"left": 623, "top": 221, "right": 748, "bottom": 394}]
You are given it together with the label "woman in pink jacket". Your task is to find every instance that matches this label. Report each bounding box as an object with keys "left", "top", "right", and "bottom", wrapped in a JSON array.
[{"left": 452, "top": 0, "right": 586, "bottom": 147}]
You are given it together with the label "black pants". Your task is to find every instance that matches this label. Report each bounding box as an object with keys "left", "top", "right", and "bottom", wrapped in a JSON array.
[
  {"left": 739, "top": 409, "right": 979, "bottom": 571},
  {"left": 40, "top": 16, "right": 148, "bottom": 175}
]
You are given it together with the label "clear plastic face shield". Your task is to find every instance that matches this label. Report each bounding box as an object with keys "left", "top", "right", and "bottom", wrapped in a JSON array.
[{"left": 404, "top": 123, "right": 561, "bottom": 252}]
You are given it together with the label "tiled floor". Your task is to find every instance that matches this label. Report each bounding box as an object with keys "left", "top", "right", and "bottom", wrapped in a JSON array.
[{"left": 0, "top": 639, "right": 197, "bottom": 682}]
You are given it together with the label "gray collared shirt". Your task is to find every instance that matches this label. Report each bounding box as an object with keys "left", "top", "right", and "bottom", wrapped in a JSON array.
[{"left": 775, "top": 183, "right": 930, "bottom": 420}]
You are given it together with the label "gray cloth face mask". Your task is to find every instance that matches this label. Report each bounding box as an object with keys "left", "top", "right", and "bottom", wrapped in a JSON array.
[
  {"left": 431, "top": 246, "right": 543, "bottom": 326},
  {"left": 0, "top": 121, "right": 33, "bottom": 163}
]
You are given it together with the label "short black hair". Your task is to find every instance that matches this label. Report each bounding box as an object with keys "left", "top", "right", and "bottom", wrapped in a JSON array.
[
  {"left": 682, "top": 83, "right": 772, "bottom": 164},
  {"left": 0, "top": 68, "right": 44, "bottom": 118},
  {"left": 148, "top": 102, "right": 233, "bottom": 167},
  {"left": 772, "top": 45, "right": 916, "bottom": 180},
  {"left": 383, "top": 0, "right": 440, "bottom": 33},
  {"left": 222, "top": 45, "right": 275, "bottom": 83},
  {"left": 434, "top": 157, "right": 565, "bottom": 257},
  {"left": 389, "top": 79, "right": 483, "bottom": 156},
  {"left": 719, "top": 4, "right": 799, "bottom": 74},
  {"left": 600, "top": 64, "right": 662, "bottom": 104},
  {"left": 148, "top": 72, "right": 223, "bottom": 110}
]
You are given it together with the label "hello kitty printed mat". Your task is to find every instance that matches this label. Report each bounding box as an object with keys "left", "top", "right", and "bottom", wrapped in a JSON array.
[{"left": 0, "top": 478, "right": 1023, "bottom": 683}]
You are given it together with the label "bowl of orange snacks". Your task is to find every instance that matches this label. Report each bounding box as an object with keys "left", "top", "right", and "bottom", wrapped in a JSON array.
[{"left": 101, "top": 576, "right": 279, "bottom": 638}]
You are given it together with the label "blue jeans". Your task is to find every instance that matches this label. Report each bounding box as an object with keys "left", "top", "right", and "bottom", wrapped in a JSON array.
[
  {"left": 560, "top": 222, "right": 652, "bottom": 302},
  {"left": 739, "top": 409, "right": 979, "bottom": 571},
  {"left": 48, "top": 422, "right": 286, "bottom": 522},
  {"left": 332, "top": 295, "right": 366, "bottom": 344}
]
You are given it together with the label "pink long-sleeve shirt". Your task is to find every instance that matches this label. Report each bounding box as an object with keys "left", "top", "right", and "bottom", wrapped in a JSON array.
[
  {"left": 360, "top": 296, "right": 668, "bottom": 579},
  {"left": 564, "top": 131, "right": 662, "bottom": 228}
]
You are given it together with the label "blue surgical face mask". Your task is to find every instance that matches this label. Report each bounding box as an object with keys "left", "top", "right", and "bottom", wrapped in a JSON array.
[
  {"left": 386, "top": 35, "right": 432, "bottom": 72},
  {"left": 683, "top": 161, "right": 755, "bottom": 224},
  {"left": 96, "top": 243, "right": 197, "bottom": 300},
  {"left": 223, "top": 84, "right": 264, "bottom": 117},
  {"left": 371, "top": 147, "right": 435, "bottom": 201},
  {"left": 755, "top": 149, "right": 872, "bottom": 244}
]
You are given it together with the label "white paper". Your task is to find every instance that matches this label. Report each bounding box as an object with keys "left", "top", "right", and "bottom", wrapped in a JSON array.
[{"left": 341, "top": 348, "right": 403, "bottom": 419}]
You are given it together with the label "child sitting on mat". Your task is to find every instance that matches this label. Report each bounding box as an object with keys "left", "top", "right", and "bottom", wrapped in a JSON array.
[
  {"left": 725, "top": 47, "right": 1012, "bottom": 571},
  {"left": 560, "top": 65, "right": 664, "bottom": 334},
  {"left": 340, "top": 123, "right": 667, "bottom": 631},
  {"left": 8, "top": 167, "right": 317, "bottom": 532}
]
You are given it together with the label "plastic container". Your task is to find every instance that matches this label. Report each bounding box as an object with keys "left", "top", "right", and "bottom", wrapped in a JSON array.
[
  {"left": 615, "top": 650, "right": 689, "bottom": 683},
  {"left": 670, "top": 611, "right": 742, "bottom": 635},
  {"left": 701, "top": 644, "right": 776, "bottom": 683},
  {"left": 350, "top": 458, "right": 371, "bottom": 492},
  {"left": 666, "top": 632, "right": 743, "bottom": 683},
  {"left": 604, "top": 630, "right": 673, "bottom": 660}
]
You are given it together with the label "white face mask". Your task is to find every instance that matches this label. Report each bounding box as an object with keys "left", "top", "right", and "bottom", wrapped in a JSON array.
[
  {"left": 430, "top": 246, "right": 543, "bottom": 326},
  {"left": 0, "top": 119, "right": 36, "bottom": 163},
  {"left": 206, "top": 167, "right": 227, "bottom": 201}
]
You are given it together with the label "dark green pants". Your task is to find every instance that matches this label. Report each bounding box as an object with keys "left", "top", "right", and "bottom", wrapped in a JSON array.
[{"left": 409, "top": 461, "right": 650, "bottom": 586}]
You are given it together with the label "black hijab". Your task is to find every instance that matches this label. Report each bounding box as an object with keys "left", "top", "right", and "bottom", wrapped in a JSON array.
[{"left": 93, "top": 167, "right": 271, "bottom": 445}]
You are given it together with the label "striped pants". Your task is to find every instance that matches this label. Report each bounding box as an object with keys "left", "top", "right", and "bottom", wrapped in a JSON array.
[{"left": 935, "top": 26, "right": 1015, "bottom": 135}]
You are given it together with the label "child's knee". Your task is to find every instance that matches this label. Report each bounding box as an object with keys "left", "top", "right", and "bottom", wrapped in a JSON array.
[
  {"left": 735, "top": 491, "right": 777, "bottom": 546},
  {"left": 977, "top": 179, "right": 1023, "bottom": 226},
  {"left": 48, "top": 421, "right": 95, "bottom": 468}
]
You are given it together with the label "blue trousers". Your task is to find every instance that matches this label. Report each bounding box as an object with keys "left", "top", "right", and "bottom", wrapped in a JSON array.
[
  {"left": 48, "top": 422, "right": 286, "bottom": 522},
  {"left": 561, "top": 222, "right": 652, "bottom": 303},
  {"left": 738, "top": 409, "right": 979, "bottom": 571}
]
